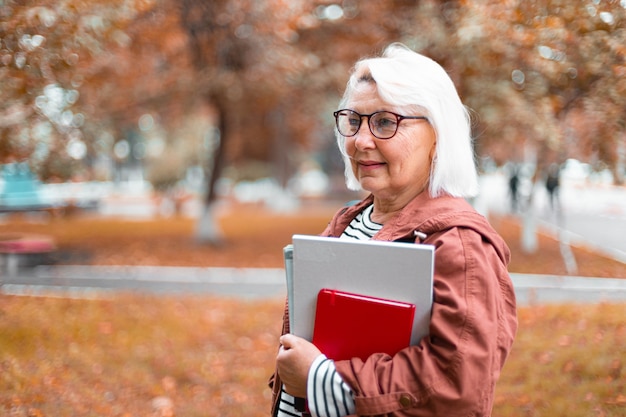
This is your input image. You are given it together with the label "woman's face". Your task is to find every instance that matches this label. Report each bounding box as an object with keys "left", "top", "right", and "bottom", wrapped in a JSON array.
[{"left": 344, "top": 82, "right": 436, "bottom": 203}]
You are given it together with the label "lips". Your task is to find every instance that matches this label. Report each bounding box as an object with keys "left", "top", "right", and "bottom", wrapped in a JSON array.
[{"left": 358, "top": 160, "right": 386, "bottom": 170}]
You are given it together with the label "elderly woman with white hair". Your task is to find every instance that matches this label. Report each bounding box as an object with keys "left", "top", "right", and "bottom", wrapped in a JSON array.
[{"left": 270, "top": 43, "right": 517, "bottom": 417}]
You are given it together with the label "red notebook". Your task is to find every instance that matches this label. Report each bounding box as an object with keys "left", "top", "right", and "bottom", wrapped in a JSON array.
[{"left": 311, "top": 288, "right": 416, "bottom": 361}]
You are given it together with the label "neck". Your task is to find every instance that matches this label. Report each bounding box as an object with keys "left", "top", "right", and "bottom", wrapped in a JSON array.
[
  {"left": 370, "top": 185, "right": 429, "bottom": 224},
  {"left": 371, "top": 196, "right": 413, "bottom": 224}
]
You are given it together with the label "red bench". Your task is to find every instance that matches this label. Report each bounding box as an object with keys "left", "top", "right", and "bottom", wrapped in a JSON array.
[{"left": 0, "top": 233, "right": 56, "bottom": 275}]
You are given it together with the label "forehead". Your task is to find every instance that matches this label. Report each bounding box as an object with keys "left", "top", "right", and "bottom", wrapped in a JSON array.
[{"left": 345, "top": 81, "right": 394, "bottom": 111}]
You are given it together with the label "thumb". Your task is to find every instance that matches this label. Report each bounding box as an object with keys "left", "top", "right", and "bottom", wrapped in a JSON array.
[{"left": 279, "top": 333, "right": 297, "bottom": 349}]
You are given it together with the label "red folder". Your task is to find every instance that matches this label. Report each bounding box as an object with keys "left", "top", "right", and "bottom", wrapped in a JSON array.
[{"left": 311, "top": 288, "right": 416, "bottom": 361}]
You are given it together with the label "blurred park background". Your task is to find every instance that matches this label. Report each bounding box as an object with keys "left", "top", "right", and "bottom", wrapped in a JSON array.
[
  {"left": 1, "top": 0, "right": 626, "bottom": 416},
  {"left": 1, "top": 0, "right": 625, "bottom": 229}
]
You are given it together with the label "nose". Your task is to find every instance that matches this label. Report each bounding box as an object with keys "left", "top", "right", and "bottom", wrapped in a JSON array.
[{"left": 352, "top": 120, "right": 377, "bottom": 150}]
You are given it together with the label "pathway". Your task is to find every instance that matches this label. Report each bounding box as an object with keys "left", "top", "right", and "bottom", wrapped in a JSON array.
[{"left": 2, "top": 265, "right": 626, "bottom": 305}]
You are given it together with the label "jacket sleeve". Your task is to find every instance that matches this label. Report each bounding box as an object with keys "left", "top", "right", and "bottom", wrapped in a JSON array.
[{"left": 333, "top": 226, "right": 518, "bottom": 417}]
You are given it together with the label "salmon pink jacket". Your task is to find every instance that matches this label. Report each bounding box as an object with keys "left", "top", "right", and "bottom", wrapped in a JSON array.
[{"left": 270, "top": 192, "right": 518, "bottom": 417}]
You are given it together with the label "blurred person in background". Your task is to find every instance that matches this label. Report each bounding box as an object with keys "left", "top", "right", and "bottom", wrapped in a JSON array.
[
  {"left": 545, "top": 162, "right": 561, "bottom": 213},
  {"left": 508, "top": 164, "right": 521, "bottom": 213},
  {"left": 270, "top": 43, "right": 517, "bottom": 417}
]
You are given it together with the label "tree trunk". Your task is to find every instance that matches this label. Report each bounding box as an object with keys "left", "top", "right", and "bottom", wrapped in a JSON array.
[
  {"left": 195, "top": 94, "right": 228, "bottom": 245},
  {"left": 521, "top": 204, "right": 537, "bottom": 254},
  {"left": 520, "top": 176, "right": 538, "bottom": 254},
  {"left": 195, "top": 201, "right": 223, "bottom": 245}
]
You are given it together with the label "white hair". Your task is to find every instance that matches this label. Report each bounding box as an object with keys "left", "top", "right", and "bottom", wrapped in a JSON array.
[{"left": 336, "top": 42, "right": 479, "bottom": 198}]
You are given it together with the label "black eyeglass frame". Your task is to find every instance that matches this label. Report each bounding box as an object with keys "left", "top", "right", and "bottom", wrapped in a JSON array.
[{"left": 333, "top": 109, "right": 429, "bottom": 140}]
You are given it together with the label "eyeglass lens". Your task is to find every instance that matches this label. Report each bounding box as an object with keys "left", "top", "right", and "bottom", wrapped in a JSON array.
[{"left": 336, "top": 110, "right": 400, "bottom": 139}]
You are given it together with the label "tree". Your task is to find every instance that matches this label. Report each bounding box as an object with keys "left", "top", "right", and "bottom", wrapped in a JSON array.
[
  {"left": 0, "top": 0, "right": 161, "bottom": 180},
  {"left": 455, "top": 0, "right": 626, "bottom": 183},
  {"left": 3, "top": 0, "right": 624, "bottom": 233},
  {"left": 175, "top": 0, "right": 454, "bottom": 242}
]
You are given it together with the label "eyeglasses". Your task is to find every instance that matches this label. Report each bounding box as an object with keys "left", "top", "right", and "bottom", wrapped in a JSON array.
[{"left": 333, "top": 109, "right": 429, "bottom": 140}]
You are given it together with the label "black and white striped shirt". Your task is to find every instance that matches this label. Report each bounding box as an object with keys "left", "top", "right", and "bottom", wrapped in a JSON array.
[
  {"left": 339, "top": 203, "right": 382, "bottom": 241},
  {"left": 277, "top": 204, "right": 381, "bottom": 417}
]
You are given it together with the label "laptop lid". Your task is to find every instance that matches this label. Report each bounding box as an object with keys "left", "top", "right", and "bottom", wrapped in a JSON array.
[{"left": 289, "top": 234, "right": 434, "bottom": 346}]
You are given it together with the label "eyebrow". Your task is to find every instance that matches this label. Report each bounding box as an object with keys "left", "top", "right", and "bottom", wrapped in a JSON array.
[{"left": 357, "top": 72, "right": 375, "bottom": 83}]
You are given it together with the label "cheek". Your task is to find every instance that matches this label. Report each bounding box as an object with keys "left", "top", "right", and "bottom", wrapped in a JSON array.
[
  {"left": 345, "top": 138, "right": 356, "bottom": 155},
  {"left": 387, "top": 141, "right": 432, "bottom": 176},
  {"left": 385, "top": 141, "right": 415, "bottom": 166},
  {"left": 345, "top": 140, "right": 358, "bottom": 170}
]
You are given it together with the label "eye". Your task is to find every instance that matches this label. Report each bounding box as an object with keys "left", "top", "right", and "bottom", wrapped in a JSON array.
[
  {"left": 346, "top": 112, "right": 361, "bottom": 127},
  {"left": 372, "top": 113, "right": 398, "bottom": 129}
]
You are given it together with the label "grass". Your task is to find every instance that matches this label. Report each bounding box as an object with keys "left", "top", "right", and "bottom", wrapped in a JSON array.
[
  {"left": 1, "top": 204, "right": 625, "bottom": 277},
  {"left": 496, "top": 303, "right": 626, "bottom": 416},
  {"left": 0, "top": 295, "right": 625, "bottom": 416},
  {"left": 0, "top": 294, "right": 282, "bottom": 417}
]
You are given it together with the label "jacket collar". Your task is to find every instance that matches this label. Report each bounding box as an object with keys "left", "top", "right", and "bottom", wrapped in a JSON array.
[{"left": 325, "top": 191, "right": 510, "bottom": 265}]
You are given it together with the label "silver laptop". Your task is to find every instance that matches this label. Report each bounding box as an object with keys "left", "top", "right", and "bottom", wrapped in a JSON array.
[{"left": 285, "top": 234, "right": 435, "bottom": 347}]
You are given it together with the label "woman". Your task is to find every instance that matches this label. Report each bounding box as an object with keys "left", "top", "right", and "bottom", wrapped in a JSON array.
[{"left": 270, "top": 43, "right": 517, "bottom": 417}]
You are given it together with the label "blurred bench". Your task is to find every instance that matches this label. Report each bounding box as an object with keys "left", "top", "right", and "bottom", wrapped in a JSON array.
[{"left": 0, "top": 233, "right": 56, "bottom": 276}]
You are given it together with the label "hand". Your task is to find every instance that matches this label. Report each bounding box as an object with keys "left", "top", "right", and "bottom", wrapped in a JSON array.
[{"left": 276, "top": 334, "right": 323, "bottom": 398}]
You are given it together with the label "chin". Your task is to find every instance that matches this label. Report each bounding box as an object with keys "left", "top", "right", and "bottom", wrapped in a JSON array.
[{"left": 358, "top": 180, "right": 382, "bottom": 195}]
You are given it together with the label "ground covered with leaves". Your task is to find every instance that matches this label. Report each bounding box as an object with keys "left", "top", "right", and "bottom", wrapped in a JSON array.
[
  {"left": 1, "top": 203, "right": 625, "bottom": 416},
  {"left": 1, "top": 295, "right": 625, "bottom": 417}
]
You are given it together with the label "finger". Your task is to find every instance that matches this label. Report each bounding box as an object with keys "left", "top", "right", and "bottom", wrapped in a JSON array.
[{"left": 279, "top": 334, "right": 296, "bottom": 349}]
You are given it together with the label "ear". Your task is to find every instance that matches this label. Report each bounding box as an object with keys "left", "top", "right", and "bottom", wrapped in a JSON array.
[{"left": 428, "top": 135, "right": 437, "bottom": 164}]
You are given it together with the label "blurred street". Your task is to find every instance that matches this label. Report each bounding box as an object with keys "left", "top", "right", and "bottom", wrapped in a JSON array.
[
  {"left": 2, "top": 264, "right": 626, "bottom": 306},
  {"left": 1, "top": 265, "right": 286, "bottom": 300},
  {"left": 478, "top": 172, "right": 626, "bottom": 263}
]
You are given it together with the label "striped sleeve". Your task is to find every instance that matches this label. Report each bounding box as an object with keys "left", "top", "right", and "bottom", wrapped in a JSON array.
[
  {"left": 277, "top": 387, "right": 303, "bottom": 417},
  {"left": 307, "top": 355, "right": 356, "bottom": 417}
]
